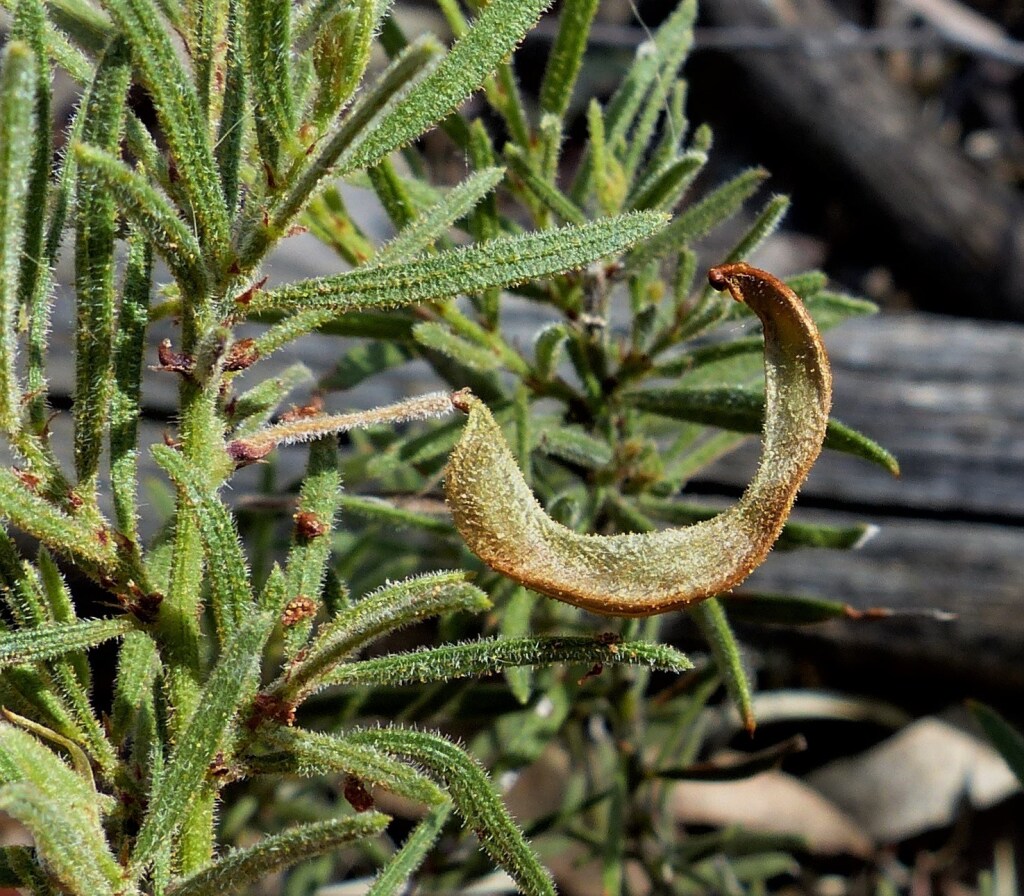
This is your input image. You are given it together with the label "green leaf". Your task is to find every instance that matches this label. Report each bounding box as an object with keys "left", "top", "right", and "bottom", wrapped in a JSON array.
[
  {"left": 375, "top": 166, "right": 506, "bottom": 265},
  {"left": 73, "top": 143, "right": 207, "bottom": 296},
  {"left": 721, "top": 590, "right": 895, "bottom": 626},
  {"left": 245, "top": 0, "right": 295, "bottom": 174},
  {"left": 969, "top": 701, "right": 1024, "bottom": 786},
  {"left": 628, "top": 151, "right": 706, "bottom": 212},
  {"left": 690, "top": 598, "right": 755, "bottom": 734},
  {"left": 628, "top": 167, "right": 768, "bottom": 269},
  {"left": 0, "top": 617, "right": 134, "bottom": 669},
  {"left": 250, "top": 212, "right": 667, "bottom": 313},
  {"left": 505, "top": 145, "right": 586, "bottom": 225},
  {"left": 337, "top": 0, "right": 550, "bottom": 176},
  {"left": 319, "top": 342, "right": 412, "bottom": 392},
  {"left": 367, "top": 803, "right": 451, "bottom": 896},
  {"left": 538, "top": 0, "right": 599, "bottom": 121},
  {"left": 168, "top": 814, "right": 390, "bottom": 896},
  {"left": 267, "top": 571, "right": 491, "bottom": 704},
  {"left": 261, "top": 35, "right": 442, "bottom": 258},
  {"left": 101, "top": 0, "right": 229, "bottom": 270},
  {"left": 0, "top": 723, "right": 121, "bottom": 894},
  {"left": 130, "top": 610, "right": 276, "bottom": 875},
  {"left": 413, "top": 322, "right": 501, "bottom": 371},
  {"left": 348, "top": 728, "right": 555, "bottom": 896},
  {"left": 216, "top": 0, "right": 246, "bottom": 213},
  {"left": 0, "top": 41, "right": 37, "bottom": 435},
  {"left": 336, "top": 494, "right": 452, "bottom": 535},
  {"left": 636, "top": 497, "right": 875, "bottom": 551},
  {"left": 229, "top": 362, "right": 314, "bottom": 436},
  {"left": 535, "top": 425, "right": 613, "bottom": 469},
  {"left": 263, "top": 728, "right": 447, "bottom": 807},
  {"left": 152, "top": 444, "right": 254, "bottom": 638},
  {"left": 110, "top": 228, "right": 152, "bottom": 540},
  {"left": 623, "top": 386, "right": 900, "bottom": 474},
  {"left": 11, "top": 0, "right": 51, "bottom": 327},
  {"left": 281, "top": 438, "right": 340, "bottom": 659},
  {"left": 0, "top": 782, "right": 120, "bottom": 896},
  {"left": 319, "top": 635, "right": 692, "bottom": 689},
  {"left": 0, "top": 468, "right": 118, "bottom": 572}
]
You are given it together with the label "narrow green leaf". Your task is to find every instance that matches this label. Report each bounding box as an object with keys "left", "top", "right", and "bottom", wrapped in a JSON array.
[
  {"left": 367, "top": 161, "right": 415, "bottom": 238},
  {"left": 532, "top": 323, "right": 569, "bottom": 381},
  {"left": 375, "top": 166, "right": 506, "bottom": 265},
  {"left": 336, "top": 494, "right": 451, "bottom": 535},
  {"left": 628, "top": 167, "right": 768, "bottom": 269},
  {"left": 413, "top": 322, "right": 501, "bottom": 371},
  {"left": 102, "top": 0, "right": 229, "bottom": 270},
  {"left": 805, "top": 290, "right": 878, "bottom": 330},
  {"left": 131, "top": 610, "right": 275, "bottom": 874},
  {"left": 229, "top": 362, "right": 314, "bottom": 435},
  {"left": 570, "top": 0, "right": 696, "bottom": 200},
  {"left": 267, "top": 571, "right": 491, "bottom": 704},
  {"left": 505, "top": 146, "right": 586, "bottom": 225},
  {"left": 621, "top": 4, "right": 697, "bottom": 181},
  {"left": 168, "top": 814, "right": 390, "bottom": 896},
  {"left": 250, "top": 213, "right": 667, "bottom": 313},
  {"left": 0, "top": 723, "right": 121, "bottom": 892},
  {"left": 152, "top": 444, "right": 254, "bottom": 638},
  {"left": 0, "top": 468, "right": 118, "bottom": 572},
  {"left": 535, "top": 425, "right": 613, "bottom": 469},
  {"left": 11, "top": 0, "right": 51, "bottom": 318},
  {"left": 0, "top": 41, "right": 37, "bottom": 434},
  {"left": 319, "top": 342, "right": 412, "bottom": 392},
  {"left": 260, "top": 36, "right": 442, "bottom": 259},
  {"left": 73, "top": 143, "right": 207, "bottom": 296},
  {"left": 623, "top": 386, "right": 900, "bottom": 474},
  {"left": 969, "top": 701, "right": 1024, "bottom": 786},
  {"left": 111, "top": 229, "right": 152, "bottom": 541},
  {"left": 41, "top": 0, "right": 112, "bottom": 55},
  {"left": 628, "top": 151, "right": 706, "bottom": 212},
  {"left": 263, "top": 728, "right": 447, "bottom": 807},
  {"left": 721, "top": 590, "right": 899, "bottom": 626},
  {"left": 538, "top": 0, "right": 599, "bottom": 120},
  {"left": 245, "top": 0, "right": 295, "bottom": 174},
  {"left": 110, "top": 629, "right": 159, "bottom": 746},
  {"left": 0, "top": 782, "right": 119, "bottom": 896},
  {"left": 337, "top": 0, "right": 550, "bottom": 176},
  {"left": 0, "top": 616, "right": 133, "bottom": 670},
  {"left": 367, "top": 803, "right": 451, "bottom": 896},
  {"left": 281, "top": 438, "right": 340, "bottom": 660},
  {"left": 348, "top": 728, "right": 556, "bottom": 896},
  {"left": 715, "top": 194, "right": 790, "bottom": 268},
  {"left": 216, "top": 0, "right": 246, "bottom": 212},
  {"left": 691, "top": 598, "right": 756, "bottom": 734},
  {"left": 636, "top": 497, "right": 875, "bottom": 551},
  {"left": 320, "top": 635, "right": 692, "bottom": 689}
]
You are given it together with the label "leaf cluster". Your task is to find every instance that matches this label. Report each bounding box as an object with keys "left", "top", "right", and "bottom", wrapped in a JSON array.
[{"left": 0, "top": 0, "right": 894, "bottom": 893}]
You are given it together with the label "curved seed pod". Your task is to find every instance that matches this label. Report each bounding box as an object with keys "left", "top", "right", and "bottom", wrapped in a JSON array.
[{"left": 444, "top": 263, "right": 832, "bottom": 616}]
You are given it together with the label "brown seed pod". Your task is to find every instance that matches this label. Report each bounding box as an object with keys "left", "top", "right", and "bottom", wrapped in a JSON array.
[{"left": 444, "top": 264, "right": 832, "bottom": 617}]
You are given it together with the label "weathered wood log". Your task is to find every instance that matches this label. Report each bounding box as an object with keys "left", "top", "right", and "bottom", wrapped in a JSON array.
[{"left": 698, "top": 0, "right": 1024, "bottom": 321}]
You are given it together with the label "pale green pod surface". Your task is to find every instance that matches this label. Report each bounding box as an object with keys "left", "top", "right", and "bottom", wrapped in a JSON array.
[{"left": 444, "top": 264, "right": 832, "bottom": 616}]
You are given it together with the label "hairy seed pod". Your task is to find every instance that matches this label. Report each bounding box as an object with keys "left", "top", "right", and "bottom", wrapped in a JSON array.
[{"left": 444, "top": 263, "right": 832, "bottom": 616}]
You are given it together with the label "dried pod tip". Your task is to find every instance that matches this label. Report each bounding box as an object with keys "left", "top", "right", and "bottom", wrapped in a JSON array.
[{"left": 451, "top": 388, "right": 475, "bottom": 413}]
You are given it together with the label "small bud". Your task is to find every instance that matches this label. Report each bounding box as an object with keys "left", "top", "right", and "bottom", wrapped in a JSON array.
[
  {"left": 281, "top": 595, "right": 318, "bottom": 627},
  {"left": 293, "top": 511, "right": 328, "bottom": 539},
  {"left": 343, "top": 776, "right": 374, "bottom": 812},
  {"left": 223, "top": 338, "right": 260, "bottom": 372},
  {"left": 153, "top": 339, "right": 195, "bottom": 376}
]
